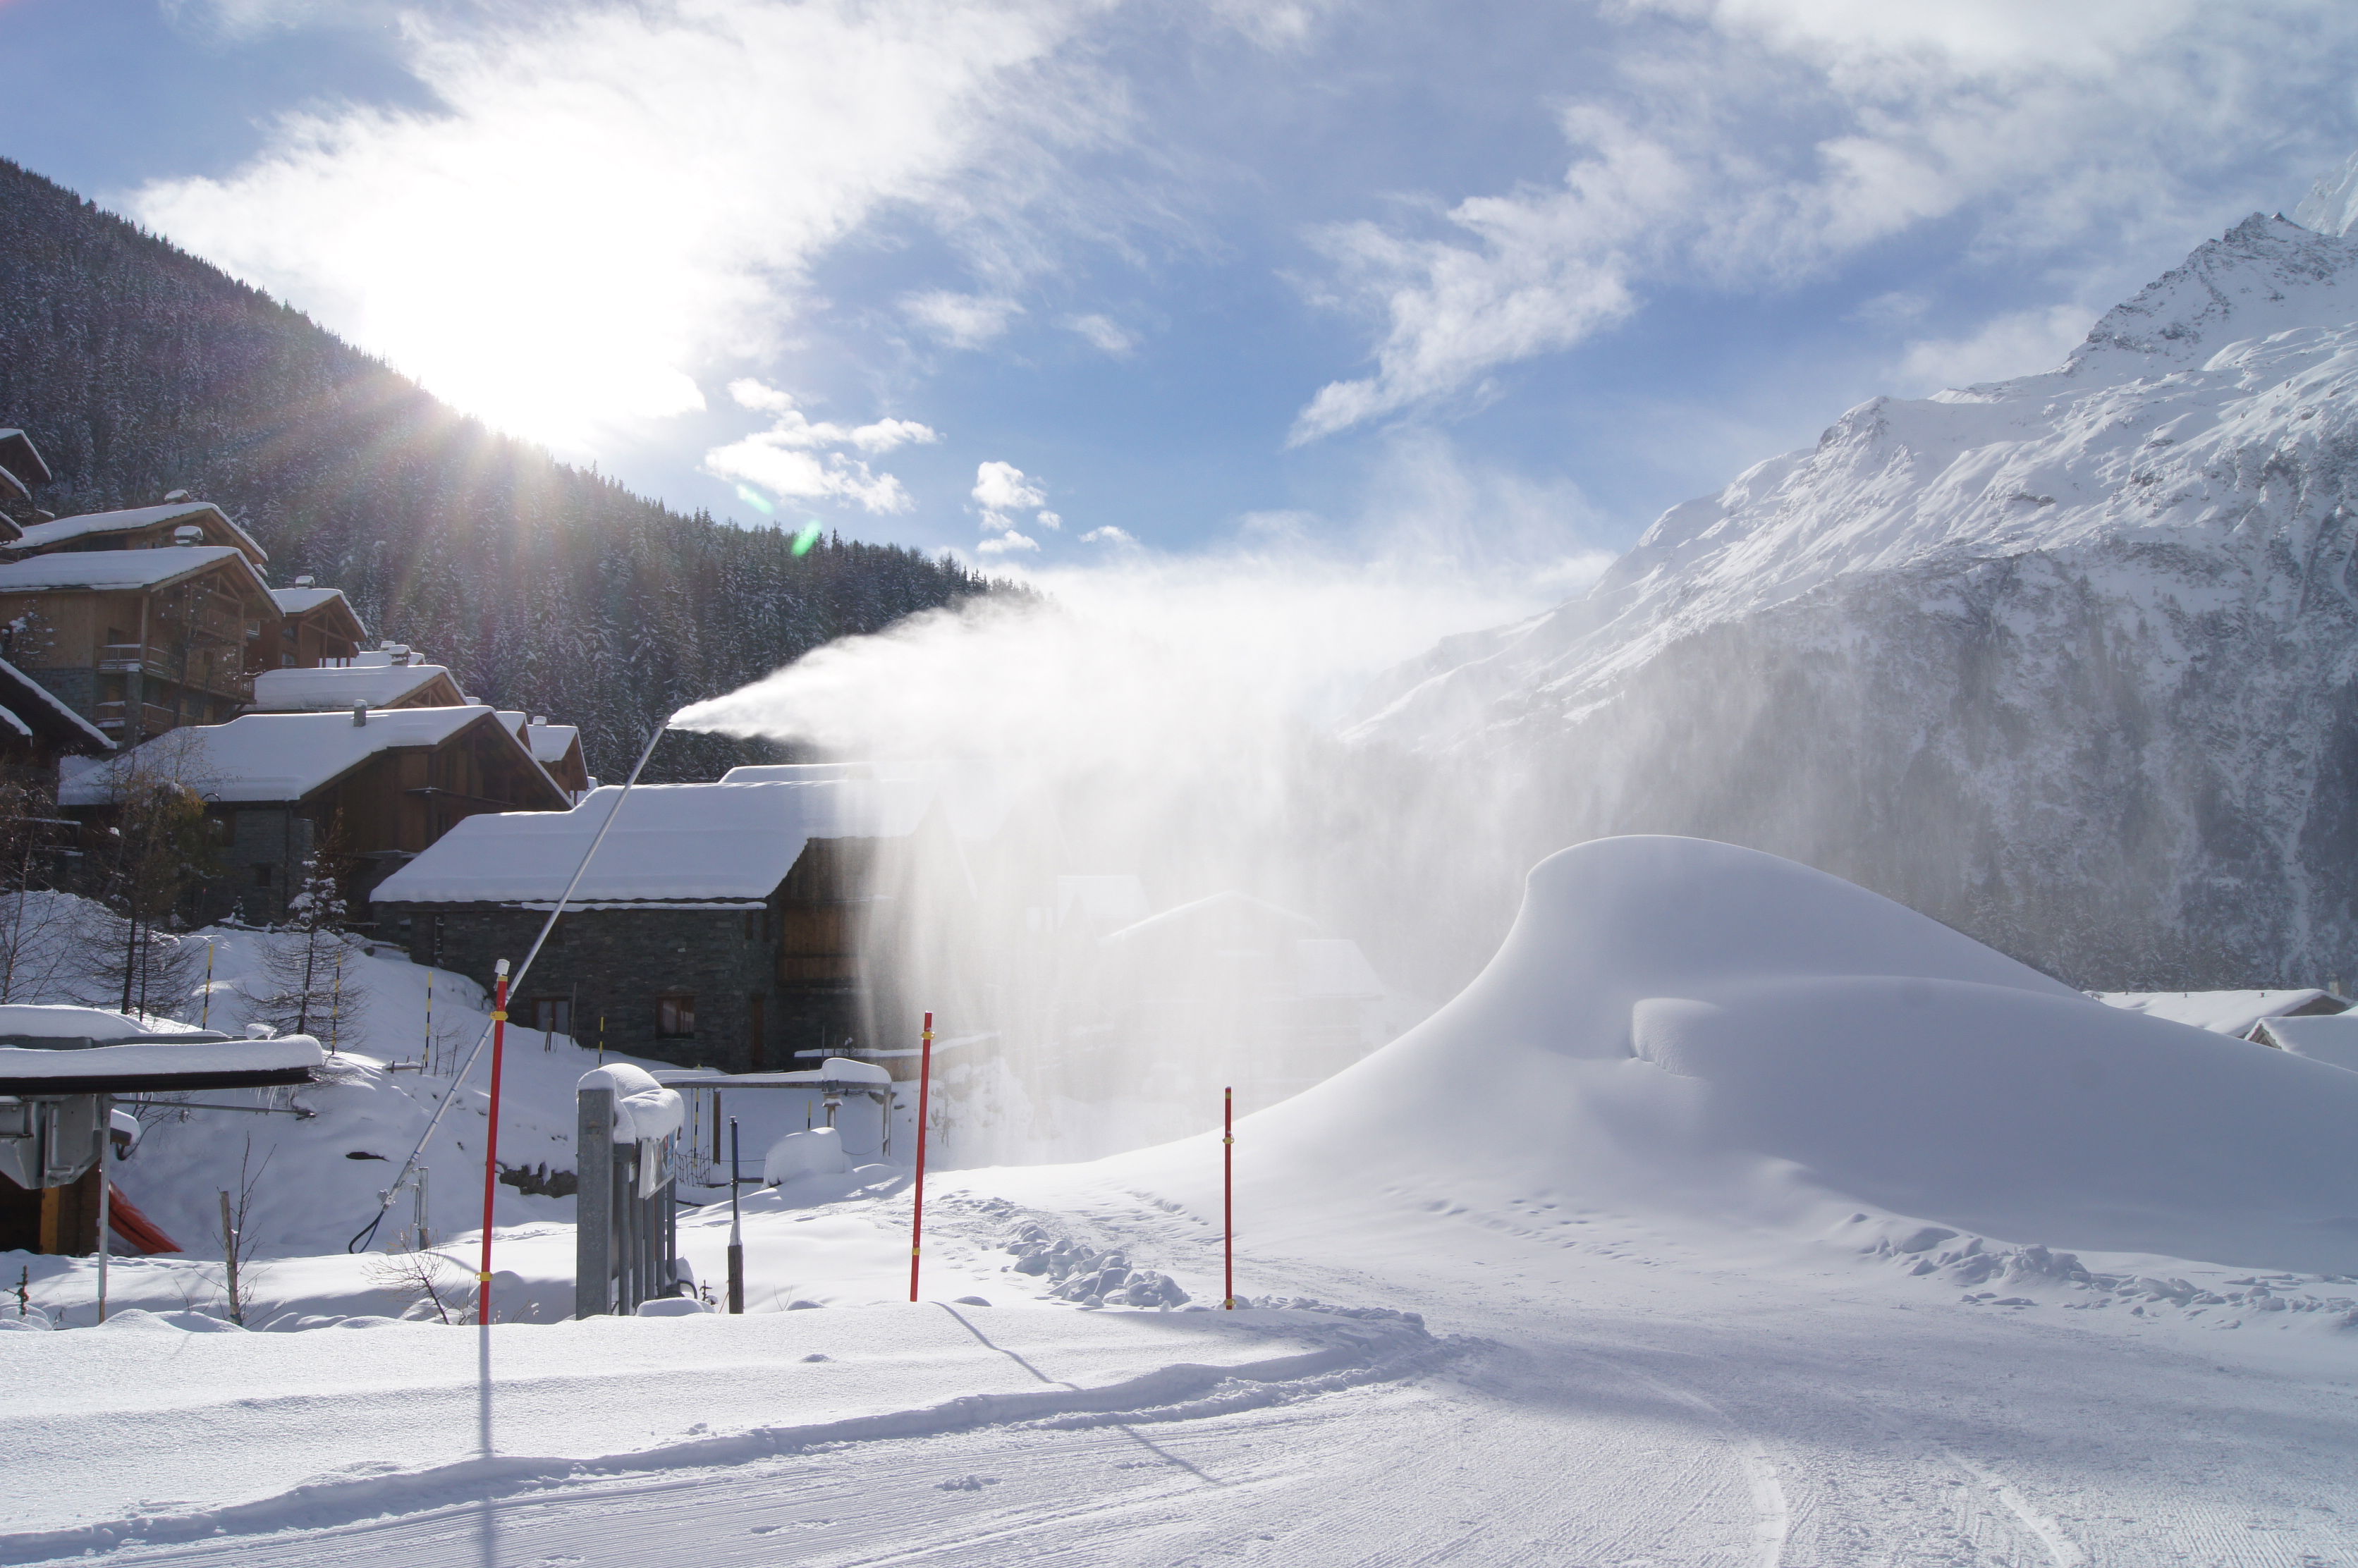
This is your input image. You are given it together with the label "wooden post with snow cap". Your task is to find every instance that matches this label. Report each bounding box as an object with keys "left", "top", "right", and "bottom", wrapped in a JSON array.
[
  {"left": 478, "top": 957, "right": 511, "bottom": 1325},
  {"left": 909, "top": 1011, "right": 934, "bottom": 1303},
  {"left": 1223, "top": 1086, "right": 1235, "bottom": 1310}
]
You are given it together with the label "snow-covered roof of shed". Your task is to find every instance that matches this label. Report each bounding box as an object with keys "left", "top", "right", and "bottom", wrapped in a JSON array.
[
  {"left": 0, "top": 544, "right": 264, "bottom": 595},
  {"left": 373, "top": 776, "right": 939, "bottom": 904},
  {"left": 8, "top": 501, "right": 267, "bottom": 563},
  {"left": 0, "top": 1004, "right": 209, "bottom": 1043},
  {"left": 0, "top": 1037, "right": 322, "bottom": 1093},
  {"left": 250, "top": 663, "right": 459, "bottom": 711},
  {"left": 2094, "top": 989, "right": 2345, "bottom": 1036},
  {"left": 0, "top": 656, "right": 110, "bottom": 751},
  {"left": 719, "top": 759, "right": 1010, "bottom": 840},
  {"left": 59, "top": 705, "right": 504, "bottom": 806}
]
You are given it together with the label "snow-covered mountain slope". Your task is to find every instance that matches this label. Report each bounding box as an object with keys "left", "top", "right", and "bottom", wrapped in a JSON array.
[{"left": 1356, "top": 209, "right": 2358, "bottom": 988}]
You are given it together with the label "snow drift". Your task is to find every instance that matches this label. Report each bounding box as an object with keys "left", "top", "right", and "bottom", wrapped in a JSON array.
[{"left": 1230, "top": 837, "right": 2358, "bottom": 1274}]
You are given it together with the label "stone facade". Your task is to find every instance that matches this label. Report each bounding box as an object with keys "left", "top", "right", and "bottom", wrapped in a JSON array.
[
  {"left": 374, "top": 899, "right": 867, "bottom": 1073},
  {"left": 204, "top": 805, "right": 315, "bottom": 927}
]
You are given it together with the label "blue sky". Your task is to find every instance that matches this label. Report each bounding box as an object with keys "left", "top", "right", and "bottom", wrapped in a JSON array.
[{"left": 6, "top": 0, "right": 2358, "bottom": 584}]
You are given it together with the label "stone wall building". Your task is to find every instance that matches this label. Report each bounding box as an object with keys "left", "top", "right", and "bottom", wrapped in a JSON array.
[{"left": 372, "top": 768, "right": 987, "bottom": 1072}]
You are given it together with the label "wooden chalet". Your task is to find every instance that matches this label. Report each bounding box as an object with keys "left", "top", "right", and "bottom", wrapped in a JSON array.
[
  {"left": 0, "top": 539, "right": 279, "bottom": 743},
  {"left": 259, "top": 580, "right": 367, "bottom": 668},
  {"left": 61, "top": 704, "right": 573, "bottom": 924},
  {"left": 499, "top": 713, "right": 590, "bottom": 797}
]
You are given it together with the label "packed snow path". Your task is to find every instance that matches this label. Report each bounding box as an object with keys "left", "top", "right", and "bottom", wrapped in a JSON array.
[{"left": 20, "top": 1185, "right": 2357, "bottom": 1567}]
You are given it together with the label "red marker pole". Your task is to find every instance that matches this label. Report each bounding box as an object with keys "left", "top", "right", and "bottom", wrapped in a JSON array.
[
  {"left": 1223, "top": 1086, "right": 1235, "bottom": 1310},
  {"left": 478, "top": 958, "right": 511, "bottom": 1325},
  {"left": 908, "top": 1011, "right": 935, "bottom": 1303}
]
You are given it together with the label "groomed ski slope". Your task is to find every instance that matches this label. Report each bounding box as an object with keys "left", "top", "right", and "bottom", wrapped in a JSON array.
[{"left": 9, "top": 837, "right": 2358, "bottom": 1565}]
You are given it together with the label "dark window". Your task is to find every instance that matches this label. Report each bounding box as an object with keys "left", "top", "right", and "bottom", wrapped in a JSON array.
[
  {"left": 656, "top": 995, "right": 695, "bottom": 1038},
  {"left": 744, "top": 910, "right": 759, "bottom": 941},
  {"left": 216, "top": 812, "right": 237, "bottom": 846},
  {"left": 530, "top": 998, "right": 572, "bottom": 1036},
  {"left": 251, "top": 863, "right": 274, "bottom": 888}
]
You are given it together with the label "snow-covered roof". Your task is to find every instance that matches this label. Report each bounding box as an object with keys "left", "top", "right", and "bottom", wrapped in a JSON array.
[
  {"left": 0, "top": 655, "right": 110, "bottom": 752},
  {"left": 0, "top": 544, "right": 265, "bottom": 596},
  {"left": 527, "top": 723, "right": 580, "bottom": 766},
  {"left": 6, "top": 501, "right": 267, "bottom": 564},
  {"left": 373, "top": 776, "right": 939, "bottom": 905},
  {"left": 2094, "top": 989, "right": 2345, "bottom": 1036},
  {"left": 269, "top": 585, "right": 360, "bottom": 623},
  {"left": 0, "top": 1004, "right": 210, "bottom": 1044},
  {"left": 0, "top": 464, "right": 25, "bottom": 503},
  {"left": 2255, "top": 1014, "right": 2358, "bottom": 1072},
  {"left": 60, "top": 705, "right": 510, "bottom": 806},
  {"left": 719, "top": 759, "right": 1010, "bottom": 840},
  {"left": 0, "top": 429, "right": 51, "bottom": 486},
  {"left": 0, "top": 1037, "right": 322, "bottom": 1094},
  {"left": 250, "top": 663, "right": 460, "bottom": 712}
]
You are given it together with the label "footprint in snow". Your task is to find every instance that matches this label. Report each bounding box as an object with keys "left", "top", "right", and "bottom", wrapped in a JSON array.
[{"left": 938, "top": 1476, "right": 1002, "bottom": 1492}]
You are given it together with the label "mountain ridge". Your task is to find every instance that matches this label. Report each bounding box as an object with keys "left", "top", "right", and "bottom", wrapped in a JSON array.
[{"left": 1355, "top": 206, "right": 2358, "bottom": 990}]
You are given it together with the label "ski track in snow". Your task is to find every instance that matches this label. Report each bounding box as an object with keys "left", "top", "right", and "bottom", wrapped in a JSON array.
[{"left": 19, "top": 1180, "right": 2358, "bottom": 1565}]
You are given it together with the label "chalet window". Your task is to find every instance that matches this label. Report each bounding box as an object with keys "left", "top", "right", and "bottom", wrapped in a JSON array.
[
  {"left": 656, "top": 994, "right": 696, "bottom": 1038},
  {"left": 529, "top": 998, "right": 572, "bottom": 1037},
  {"left": 218, "top": 813, "right": 236, "bottom": 846},
  {"left": 252, "top": 863, "right": 274, "bottom": 888},
  {"left": 743, "top": 910, "right": 759, "bottom": 942}
]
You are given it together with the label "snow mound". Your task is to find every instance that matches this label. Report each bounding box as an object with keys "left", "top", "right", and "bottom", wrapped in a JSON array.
[
  {"left": 579, "top": 1063, "right": 684, "bottom": 1145},
  {"left": 1245, "top": 837, "right": 2358, "bottom": 1273},
  {"left": 764, "top": 1127, "right": 850, "bottom": 1184}
]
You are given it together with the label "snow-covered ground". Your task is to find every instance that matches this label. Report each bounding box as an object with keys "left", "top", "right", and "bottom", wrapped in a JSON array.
[{"left": 8, "top": 840, "right": 2358, "bottom": 1564}]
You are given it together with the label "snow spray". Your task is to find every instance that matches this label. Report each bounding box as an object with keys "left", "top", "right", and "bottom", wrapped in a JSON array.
[
  {"left": 909, "top": 1010, "right": 934, "bottom": 1302},
  {"left": 664, "top": 546, "right": 1574, "bottom": 1166},
  {"left": 478, "top": 957, "right": 510, "bottom": 1323}
]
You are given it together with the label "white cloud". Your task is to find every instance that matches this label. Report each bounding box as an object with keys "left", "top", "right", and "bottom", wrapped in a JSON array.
[
  {"left": 1064, "top": 312, "right": 1135, "bottom": 354},
  {"left": 1293, "top": 1, "right": 2358, "bottom": 442},
  {"left": 972, "top": 459, "right": 1062, "bottom": 535},
  {"left": 977, "top": 528, "right": 1042, "bottom": 553},
  {"left": 131, "top": 0, "right": 1106, "bottom": 451},
  {"left": 904, "top": 290, "right": 1027, "bottom": 349},
  {"left": 723, "top": 379, "right": 940, "bottom": 454},
  {"left": 1081, "top": 524, "right": 1138, "bottom": 545},
  {"left": 704, "top": 379, "right": 936, "bottom": 515},
  {"left": 1895, "top": 304, "right": 2091, "bottom": 391}
]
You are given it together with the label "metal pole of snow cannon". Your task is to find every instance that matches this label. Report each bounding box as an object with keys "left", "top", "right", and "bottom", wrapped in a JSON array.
[
  {"left": 478, "top": 958, "right": 511, "bottom": 1324},
  {"left": 345, "top": 723, "right": 667, "bottom": 1256},
  {"left": 94, "top": 1110, "right": 111, "bottom": 1323},
  {"left": 727, "top": 1118, "right": 745, "bottom": 1315},
  {"left": 908, "top": 1011, "right": 934, "bottom": 1303},
  {"left": 1223, "top": 1086, "right": 1234, "bottom": 1311}
]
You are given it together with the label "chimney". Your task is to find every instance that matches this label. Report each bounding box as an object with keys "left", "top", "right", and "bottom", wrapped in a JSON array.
[
  {"left": 163, "top": 489, "right": 190, "bottom": 503},
  {"left": 531, "top": 714, "right": 548, "bottom": 727},
  {"left": 294, "top": 575, "right": 314, "bottom": 588},
  {"left": 171, "top": 525, "right": 203, "bottom": 546},
  {"left": 352, "top": 702, "right": 368, "bottom": 728}
]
